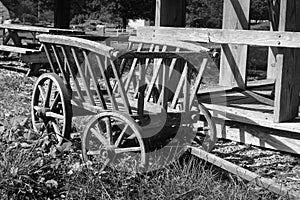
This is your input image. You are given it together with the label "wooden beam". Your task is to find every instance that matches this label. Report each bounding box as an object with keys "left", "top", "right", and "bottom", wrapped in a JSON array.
[
  {"left": 274, "top": 0, "right": 300, "bottom": 122},
  {"left": 214, "top": 120, "right": 300, "bottom": 155},
  {"left": 219, "top": 0, "right": 251, "bottom": 88},
  {"left": 155, "top": 0, "right": 185, "bottom": 27},
  {"left": 54, "top": 0, "right": 70, "bottom": 29},
  {"left": 189, "top": 146, "right": 300, "bottom": 199},
  {"left": 137, "top": 27, "right": 300, "bottom": 48}
]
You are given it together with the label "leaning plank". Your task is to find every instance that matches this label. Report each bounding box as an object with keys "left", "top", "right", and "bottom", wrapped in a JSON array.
[{"left": 189, "top": 146, "right": 300, "bottom": 199}]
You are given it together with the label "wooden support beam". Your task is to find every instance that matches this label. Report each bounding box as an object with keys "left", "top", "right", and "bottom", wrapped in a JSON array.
[
  {"left": 274, "top": 0, "right": 300, "bottom": 122},
  {"left": 155, "top": 0, "right": 185, "bottom": 27},
  {"left": 137, "top": 26, "right": 300, "bottom": 48},
  {"left": 54, "top": 0, "right": 70, "bottom": 29},
  {"left": 219, "top": 0, "right": 251, "bottom": 89}
]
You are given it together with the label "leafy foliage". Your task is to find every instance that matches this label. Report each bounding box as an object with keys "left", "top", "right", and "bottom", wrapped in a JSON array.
[
  {"left": 250, "top": 0, "right": 269, "bottom": 21},
  {"left": 2, "top": 0, "right": 270, "bottom": 28}
]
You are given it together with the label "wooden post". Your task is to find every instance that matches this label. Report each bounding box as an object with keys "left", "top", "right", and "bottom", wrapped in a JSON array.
[
  {"left": 274, "top": 0, "right": 300, "bottom": 122},
  {"left": 155, "top": 0, "right": 186, "bottom": 27},
  {"left": 219, "top": 0, "right": 251, "bottom": 88},
  {"left": 54, "top": 0, "right": 70, "bottom": 29}
]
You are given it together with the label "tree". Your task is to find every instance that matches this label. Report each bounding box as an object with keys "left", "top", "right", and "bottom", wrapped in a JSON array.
[
  {"left": 250, "top": 0, "right": 269, "bottom": 21},
  {"left": 186, "top": 0, "right": 223, "bottom": 28}
]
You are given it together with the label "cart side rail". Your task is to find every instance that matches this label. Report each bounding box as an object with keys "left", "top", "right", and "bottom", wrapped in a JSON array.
[
  {"left": 38, "top": 34, "right": 132, "bottom": 115},
  {"left": 119, "top": 36, "right": 214, "bottom": 113}
]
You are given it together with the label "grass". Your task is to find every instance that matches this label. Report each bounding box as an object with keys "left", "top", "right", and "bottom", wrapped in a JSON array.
[{"left": 0, "top": 65, "right": 283, "bottom": 200}]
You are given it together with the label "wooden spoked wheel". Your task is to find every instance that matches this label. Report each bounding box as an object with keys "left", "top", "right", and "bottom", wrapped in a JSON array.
[
  {"left": 31, "top": 73, "right": 72, "bottom": 145},
  {"left": 192, "top": 103, "right": 217, "bottom": 152},
  {"left": 82, "top": 111, "right": 147, "bottom": 173}
]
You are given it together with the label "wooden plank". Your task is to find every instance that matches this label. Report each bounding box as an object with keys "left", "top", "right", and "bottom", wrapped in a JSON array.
[
  {"left": 119, "top": 51, "right": 209, "bottom": 59},
  {"left": 0, "top": 45, "right": 39, "bottom": 54},
  {"left": 189, "top": 146, "right": 300, "bottom": 199},
  {"left": 39, "top": 34, "right": 117, "bottom": 58},
  {"left": 215, "top": 120, "right": 300, "bottom": 155},
  {"left": 219, "top": 0, "right": 250, "bottom": 88},
  {"left": 129, "top": 36, "right": 210, "bottom": 52},
  {"left": 274, "top": 0, "right": 300, "bottom": 122},
  {"left": 204, "top": 103, "right": 300, "bottom": 133},
  {"left": 0, "top": 24, "right": 84, "bottom": 35},
  {"left": 137, "top": 26, "right": 300, "bottom": 48}
]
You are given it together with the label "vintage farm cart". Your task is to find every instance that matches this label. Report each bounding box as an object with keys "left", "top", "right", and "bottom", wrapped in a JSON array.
[{"left": 31, "top": 34, "right": 218, "bottom": 170}]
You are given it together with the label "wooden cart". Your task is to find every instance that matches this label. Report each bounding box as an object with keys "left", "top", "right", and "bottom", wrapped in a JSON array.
[{"left": 31, "top": 34, "right": 217, "bottom": 171}]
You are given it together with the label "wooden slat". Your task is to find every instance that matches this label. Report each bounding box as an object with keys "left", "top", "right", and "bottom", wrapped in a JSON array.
[
  {"left": 157, "top": 59, "right": 170, "bottom": 108},
  {"left": 60, "top": 46, "right": 85, "bottom": 101},
  {"left": 170, "top": 63, "right": 187, "bottom": 109},
  {"left": 124, "top": 43, "right": 143, "bottom": 92},
  {"left": 0, "top": 45, "right": 39, "bottom": 54},
  {"left": 189, "top": 58, "right": 208, "bottom": 108},
  {"left": 51, "top": 45, "right": 68, "bottom": 82},
  {"left": 204, "top": 103, "right": 300, "bottom": 133},
  {"left": 0, "top": 24, "right": 85, "bottom": 34},
  {"left": 109, "top": 59, "right": 132, "bottom": 114},
  {"left": 119, "top": 51, "right": 209, "bottom": 59},
  {"left": 219, "top": 0, "right": 250, "bottom": 88},
  {"left": 42, "top": 44, "right": 57, "bottom": 73},
  {"left": 95, "top": 55, "right": 118, "bottom": 110},
  {"left": 216, "top": 120, "right": 300, "bottom": 155},
  {"left": 82, "top": 51, "right": 107, "bottom": 109}
]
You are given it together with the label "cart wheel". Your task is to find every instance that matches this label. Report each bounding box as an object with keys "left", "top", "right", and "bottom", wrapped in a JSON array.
[
  {"left": 82, "top": 111, "right": 147, "bottom": 173},
  {"left": 194, "top": 103, "right": 217, "bottom": 152},
  {"left": 31, "top": 73, "right": 72, "bottom": 145}
]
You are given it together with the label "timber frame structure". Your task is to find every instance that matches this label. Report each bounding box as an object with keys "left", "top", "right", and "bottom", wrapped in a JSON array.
[{"left": 147, "top": 0, "right": 300, "bottom": 155}]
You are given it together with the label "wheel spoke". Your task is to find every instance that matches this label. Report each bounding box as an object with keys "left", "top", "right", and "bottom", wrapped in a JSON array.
[
  {"left": 52, "top": 122, "right": 63, "bottom": 144},
  {"left": 115, "top": 124, "right": 129, "bottom": 147},
  {"left": 38, "top": 85, "right": 46, "bottom": 101},
  {"left": 46, "top": 111, "right": 64, "bottom": 120},
  {"left": 115, "top": 147, "right": 141, "bottom": 154},
  {"left": 99, "top": 158, "right": 111, "bottom": 172},
  {"left": 33, "top": 106, "right": 42, "bottom": 111},
  {"left": 50, "top": 93, "right": 60, "bottom": 110},
  {"left": 90, "top": 128, "right": 108, "bottom": 146},
  {"left": 105, "top": 117, "right": 112, "bottom": 145},
  {"left": 87, "top": 150, "right": 101, "bottom": 155},
  {"left": 44, "top": 80, "right": 53, "bottom": 107}
]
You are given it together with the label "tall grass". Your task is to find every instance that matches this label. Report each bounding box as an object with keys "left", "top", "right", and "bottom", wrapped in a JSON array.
[{"left": 0, "top": 134, "right": 280, "bottom": 200}]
